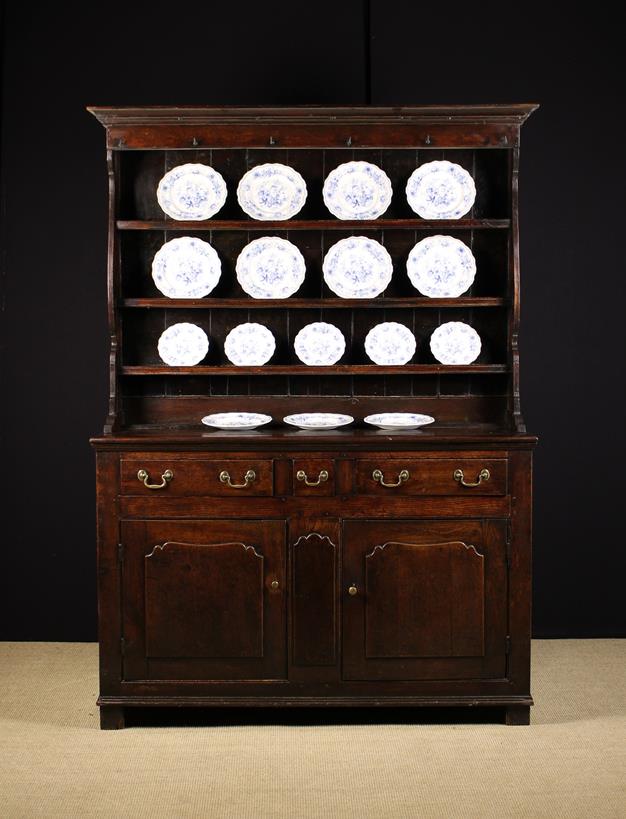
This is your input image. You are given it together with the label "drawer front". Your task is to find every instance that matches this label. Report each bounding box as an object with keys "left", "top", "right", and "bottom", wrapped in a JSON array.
[
  {"left": 293, "top": 459, "right": 335, "bottom": 497},
  {"left": 355, "top": 459, "right": 507, "bottom": 496},
  {"left": 121, "top": 458, "right": 274, "bottom": 497}
]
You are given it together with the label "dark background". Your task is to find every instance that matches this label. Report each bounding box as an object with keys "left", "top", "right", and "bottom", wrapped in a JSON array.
[{"left": 1, "top": 1, "right": 624, "bottom": 640}]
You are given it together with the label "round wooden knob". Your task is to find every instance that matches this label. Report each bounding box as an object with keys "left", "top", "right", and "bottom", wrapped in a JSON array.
[
  {"left": 348, "top": 585, "right": 358, "bottom": 596},
  {"left": 271, "top": 580, "right": 279, "bottom": 590}
]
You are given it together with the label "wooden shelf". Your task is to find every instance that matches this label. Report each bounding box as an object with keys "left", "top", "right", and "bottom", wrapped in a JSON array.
[
  {"left": 123, "top": 297, "right": 507, "bottom": 310},
  {"left": 117, "top": 218, "right": 511, "bottom": 232},
  {"left": 122, "top": 364, "right": 508, "bottom": 376}
]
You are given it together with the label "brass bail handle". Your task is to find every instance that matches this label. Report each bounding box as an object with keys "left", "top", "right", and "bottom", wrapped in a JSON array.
[
  {"left": 454, "top": 467, "right": 491, "bottom": 487},
  {"left": 219, "top": 469, "right": 256, "bottom": 489},
  {"left": 296, "top": 469, "right": 329, "bottom": 487},
  {"left": 372, "top": 468, "right": 410, "bottom": 488},
  {"left": 137, "top": 468, "right": 173, "bottom": 490}
]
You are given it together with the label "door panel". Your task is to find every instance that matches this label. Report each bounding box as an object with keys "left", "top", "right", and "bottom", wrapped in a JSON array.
[
  {"left": 343, "top": 519, "right": 507, "bottom": 681},
  {"left": 122, "top": 519, "right": 286, "bottom": 681}
]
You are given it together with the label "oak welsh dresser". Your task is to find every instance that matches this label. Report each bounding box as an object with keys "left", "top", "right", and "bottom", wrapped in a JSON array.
[{"left": 89, "top": 105, "right": 538, "bottom": 728}]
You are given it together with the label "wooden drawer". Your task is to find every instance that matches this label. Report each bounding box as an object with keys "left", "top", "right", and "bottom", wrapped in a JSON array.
[
  {"left": 355, "top": 458, "right": 507, "bottom": 496},
  {"left": 120, "top": 458, "right": 274, "bottom": 497}
]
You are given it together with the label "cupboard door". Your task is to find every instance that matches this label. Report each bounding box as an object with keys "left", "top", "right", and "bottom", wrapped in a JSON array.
[
  {"left": 342, "top": 519, "right": 507, "bottom": 681},
  {"left": 121, "top": 519, "right": 286, "bottom": 681}
]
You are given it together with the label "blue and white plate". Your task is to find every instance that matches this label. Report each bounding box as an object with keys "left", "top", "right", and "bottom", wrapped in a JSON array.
[
  {"left": 201, "top": 412, "right": 272, "bottom": 431},
  {"left": 365, "top": 322, "right": 416, "bottom": 365},
  {"left": 430, "top": 321, "right": 481, "bottom": 365},
  {"left": 156, "top": 163, "right": 227, "bottom": 220},
  {"left": 283, "top": 413, "right": 354, "bottom": 430},
  {"left": 157, "top": 323, "right": 209, "bottom": 366},
  {"left": 236, "top": 237, "right": 306, "bottom": 299},
  {"left": 406, "top": 160, "right": 476, "bottom": 220},
  {"left": 294, "top": 322, "right": 346, "bottom": 366},
  {"left": 407, "top": 235, "right": 476, "bottom": 298},
  {"left": 237, "top": 163, "right": 307, "bottom": 220},
  {"left": 364, "top": 413, "right": 435, "bottom": 430},
  {"left": 151, "top": 236, "right": 222, "bottom": 298},
  {"left": 323, "top": 236, "right": 393, "bottom": 299},
  {"left": 323, "top": 161, "right": 392, "bottom": 220},
  {"left": 224, "top": 323, "right": 276, "bottom": 366}
]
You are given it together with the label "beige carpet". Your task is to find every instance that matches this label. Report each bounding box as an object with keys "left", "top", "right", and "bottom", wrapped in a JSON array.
[{"left": 0, "top": 641, "right": 624, "bottom": 818}]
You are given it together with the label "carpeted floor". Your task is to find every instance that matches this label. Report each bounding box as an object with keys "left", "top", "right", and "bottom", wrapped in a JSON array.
[{"left": 0, "top": 641, "right": 624, "bottom": 818}]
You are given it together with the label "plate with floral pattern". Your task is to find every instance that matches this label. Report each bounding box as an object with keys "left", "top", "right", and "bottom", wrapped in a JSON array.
[
  {"left": 294, "top": 322, "right": 346, "bottom": 366},
  {"left": 365, "top": 322, "right": 416, "bottom": 365},
  {"left": 201, "top": 412, "right": 272, "bottom": 431},
  {"left": 157, "top": 323, "right": 209, "bottom": 366},
  {"left": 323, "top": 236, "right": 393, "bottom": 299},
  {"left": 322, "top": 161, "right": 392, "bottom": 220},
  {"left": 224, "top": 323, "right": 276, "bottom": 366},
  {"left": 364, "top": 413, "right": 435, "bottom": 430},
  {"left": 430, "top": 321, "right": 481, "bottom": 364},
  {"left": 237, "top": 163, "right": 307, "bottom": 220},
  {"left": 152, "top": 236, "right": 222, "bottom": 298},
  {"left": 406, "top": 160, "right": 476, "bottom": 220},
  {"left": 156, "top": 163, "right": 228, "bottom": 220},
  {"left": 236, "top": 237, "right": 306, "bottom": 299},
  {"left": 283, "top": 413, "right": 354, "bottom": 430},
  {"left": 407, "top": 235, "right": 476, "bottom": 297}
]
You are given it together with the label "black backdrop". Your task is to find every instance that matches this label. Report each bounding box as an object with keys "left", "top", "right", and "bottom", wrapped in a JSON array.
[{"left": 1, "top": 1, "right": 624, "bottom": 640}]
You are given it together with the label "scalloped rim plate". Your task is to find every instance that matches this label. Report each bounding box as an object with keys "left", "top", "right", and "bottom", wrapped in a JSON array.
[
  {"left": 364, "top": 412, "right": 435, "bottom": 430},
  {"left": 323, "top": 161, "right": 392, "bottom": 220},
  {"left": 236, "top": 236, "right": 306, "bottom": 299},
  {"left": 156, "top": 163, "right": 228, "bottom": 221},
  {"left": 323, "top": 236, "right": 393, "bottom": 299},
  {"left": 157, "top": 322, "right": 209, "bottom": 366},
  {"left": 407, "top": 235, "right": 476, "bottom": 298},
  {"left": 405, "top": 160, "right": 476, "bottom": 220},
  {"left": 224, "top": 323, "right": 276, "bottom": 366},
  {"left": 236, "top": 163, "right": 307, "bottom": 220},
  {"left": 283, "top": 413, "right": 354, "bottom": 430},
  {"left": 151, "top": 236, "right": 222, "bottom": 298},
  {"left": 430, "top": 321, "right": 482, "bottom": 365},
  {"left": 201, "top": 412, "right": 272, "bottom": 430},
  {"left": 364, "top": 321, "right": 417, "bottom": 365},
  {"left": 294, "top": 322, "right": 346, "bottom": 366}
]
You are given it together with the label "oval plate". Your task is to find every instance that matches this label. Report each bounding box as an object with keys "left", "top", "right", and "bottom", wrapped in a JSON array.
[
  {"left": 157, "top": 163, "right": 227, "bottom": 220},
  {"left": 237, "top": 163, "right": 307, "bottom": 220},
  {"left": 323, "top": 161, "right": 392, "bottom": 220},
  {"left": 406, "top": 160, "right": 476, "bottom": 220}
]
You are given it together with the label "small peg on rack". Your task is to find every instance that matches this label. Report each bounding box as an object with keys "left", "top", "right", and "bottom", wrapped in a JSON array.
[
  {"left": 499, "top": 135, "right": 508, "bottom": 145},
  {"left": 346, "top": 136, "right": 353, "bottom": 147},
  {"left": 191, "top": 137, "right": 199, "bottom": 147},
  {"left": 269, "top": 135, "right": 277, "bottom": 145},
  {"left": 424, "top": 134, "right": 432, "bottom": 145},
  {"left": 117, "top": 137, "right": 126, "bottom": 147}
]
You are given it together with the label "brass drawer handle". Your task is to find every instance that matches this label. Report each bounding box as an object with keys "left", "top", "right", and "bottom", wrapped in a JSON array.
[
  {"left": 348, "top": 585, "right": 358, "bottom": 596},
  {"left": 137, "top": 468, "right": 173, "bottom": 490},
  {"left": 372, "top": 468, "right": 409, "bottom": 488},
  {"left": 296, "top": 469, "right": 329, "bottom": 487},
  {"left": 454, "top": 468, "right": 491, "bottom": 487},
  {"left": 219, "top": 469, "right": 256, "bottom": 489}
]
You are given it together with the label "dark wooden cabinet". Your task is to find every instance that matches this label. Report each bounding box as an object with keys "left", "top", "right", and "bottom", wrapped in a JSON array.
[{"left": 90, "top": 106, "right": 537, "bottom": 728}]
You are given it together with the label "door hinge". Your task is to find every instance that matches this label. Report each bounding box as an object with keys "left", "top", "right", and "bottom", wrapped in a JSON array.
[
  {"left": 505, "top": 524, "right": 512, "bottom": 570},
  {"left": 118, "top": 542, "right": 124, "bottom": 563},
  {"left": 120, "top": 637, "right": 126, "bottom": 656},
  {"left": 505, "top": 635, "right": 511, "bottom": 655}
]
